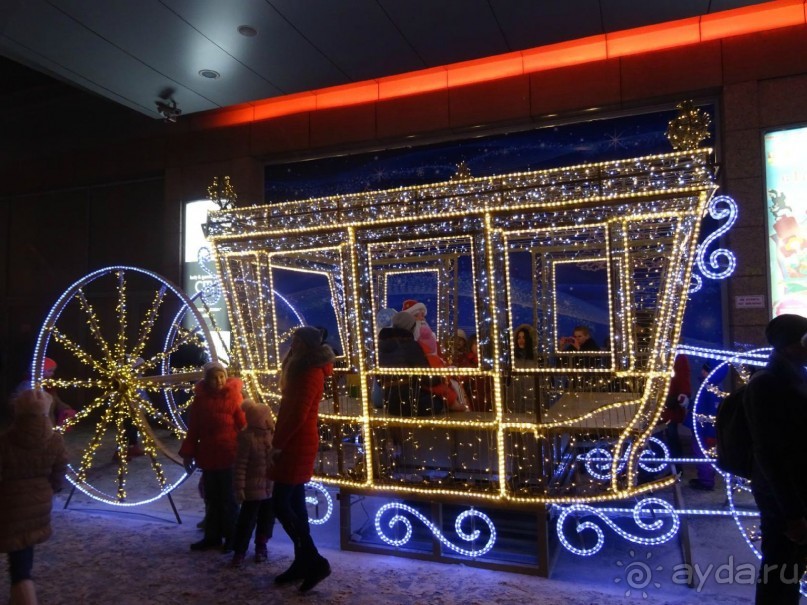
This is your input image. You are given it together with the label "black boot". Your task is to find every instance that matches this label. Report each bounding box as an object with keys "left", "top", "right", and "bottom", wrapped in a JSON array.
[
  {"left": 299, "top": 555, "right": 331, "bottom": 593},
  {"left": 275, "top": 539, "right": 304, "bottom": 584},
  {"left": 190, "top": 538, "right": 220, "bottom": 551},
  {"left": 274, "top": 559, "right": 304, "bottom": 584},
  {"left": 254, "top": 533, "right": 269, "bottom": 563}
]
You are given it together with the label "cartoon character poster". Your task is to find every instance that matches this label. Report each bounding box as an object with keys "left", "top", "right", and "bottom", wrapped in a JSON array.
[{"left": 764, "top": 126, "right": 807, "bottom": 318}]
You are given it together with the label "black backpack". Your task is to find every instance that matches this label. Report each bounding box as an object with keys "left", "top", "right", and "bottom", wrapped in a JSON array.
[{"left": 714, "top": 372, "right": 766, "bottom": 479}]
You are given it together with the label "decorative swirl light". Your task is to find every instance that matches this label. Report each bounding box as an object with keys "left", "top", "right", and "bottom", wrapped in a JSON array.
[
  {"left": 636, "top": 437, "right": 671, "bottom": 474},
  {"left": 305, "top": 481, "right": 334, "bottom": 525},
  {"left": 374, "top": 502, "right": 496, "bottom": 557},
  {"left": 581, "top": 436, "right": 670, "bottom": 480},
  {"left": 196, "top": 246, "right": 223, "bottom": 306},
  {"left": 688, "top": 273, "right": 703, "bottom": 294},
  {"left": 695, "top": 195, "right": 738, "bottom": 281},
  {"left": 555, "top": 497, "right": 680, "bottom": 556}
]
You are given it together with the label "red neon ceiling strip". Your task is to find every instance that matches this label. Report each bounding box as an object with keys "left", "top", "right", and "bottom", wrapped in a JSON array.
[
  {"left": 606, "top": 17, "right": 701, "bottom": 58},
  {"left": 201, "top": 0, "right": 807, "bottom": 128},
  {"left": 700, "top": 0, "right": 805, "bottom": 40}
]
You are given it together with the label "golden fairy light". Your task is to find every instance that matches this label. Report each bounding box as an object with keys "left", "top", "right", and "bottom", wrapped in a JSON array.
[
  {"left": 666, "top": 100, "right": 711, "bottom": 151},
  {"left": 33, "top": 267, "right": 217, "bottom": 505},
  {"left": 206, "top": 148, "right": 716, "bottom": 505}
]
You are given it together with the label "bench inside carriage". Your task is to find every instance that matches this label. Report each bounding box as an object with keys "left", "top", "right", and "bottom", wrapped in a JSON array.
[{"left": 315, "top": 374, "right": 645, "bottom": 493}]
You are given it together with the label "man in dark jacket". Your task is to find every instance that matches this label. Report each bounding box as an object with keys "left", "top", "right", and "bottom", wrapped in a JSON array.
[
  {"left": 745, "top": 313, "right": 807, "bottom": 604},
  {"left": 377, "top": 312, "right": 444, "bottom": 417}
]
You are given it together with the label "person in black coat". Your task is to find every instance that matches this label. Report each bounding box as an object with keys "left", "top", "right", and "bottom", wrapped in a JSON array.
[
  {"left": 745, "top": 314, "right": 807, "bottom": 604},
  {"left": 377, "top": 312, "right": 444, "bottom": 417}
]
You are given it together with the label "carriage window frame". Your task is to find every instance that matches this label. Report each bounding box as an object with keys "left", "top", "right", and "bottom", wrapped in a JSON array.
[
  {"left": 367, "top": 235, "right": 481, "bottom": 371},
  {"left": 551, "top": 257, "right": 613, "bottom": 358},
  {"left": 266, "top": 248, "right": 349, "bottom": 371}
]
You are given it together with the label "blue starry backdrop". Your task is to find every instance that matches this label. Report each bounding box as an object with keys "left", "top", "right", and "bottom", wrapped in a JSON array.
[{"left": 265, "top": 107, "right": 724, "bottom": 353}]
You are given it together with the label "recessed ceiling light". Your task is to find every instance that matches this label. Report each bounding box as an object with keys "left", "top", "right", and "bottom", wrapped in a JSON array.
[
  {"left": 198, "top": 69, "right": 221, "bottom": 79},
  {"left": 238, "top": 25, "right": 258, "bottom": 37}
]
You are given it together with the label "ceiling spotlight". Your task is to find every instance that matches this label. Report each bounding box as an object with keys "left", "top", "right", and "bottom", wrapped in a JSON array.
[
  {"left": 155, "top": 98, "right": 182, "bottom": 123},
  {"left": 237, "top": 25, "right": 258, "bottom": 37},
  {"left": 198, "top": 69, "right": 221, "bottom": 79}
]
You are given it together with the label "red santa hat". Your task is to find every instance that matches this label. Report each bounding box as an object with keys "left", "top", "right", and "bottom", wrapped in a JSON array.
[
  {"left": 402, "top": 299, "right": 427, "bottom": 316},
  {"left": 44, "top": 357, "right": 57, "bottom": 372}
]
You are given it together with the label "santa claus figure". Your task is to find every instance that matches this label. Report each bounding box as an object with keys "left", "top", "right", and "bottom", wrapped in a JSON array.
[
  {"left": 402, "top": 299, "right": 468, "bottom": 412},
  {"left": 402, "top": 300, "right": 439, "bottom": 362}
]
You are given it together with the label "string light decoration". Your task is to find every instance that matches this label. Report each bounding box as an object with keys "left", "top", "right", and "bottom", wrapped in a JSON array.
[
  {"left": 555, "top": 497, "right": 680, "bottom": 556},
  {"left": 205, "top": 147, "right": 722, "bottom": 507},
  {"left": 305, "top": 481, "right": 334, "bottom": 525},
  {"left": 374, "top": 502, "right": 496, "bottom": 557},
  {"left": 207, "top": 175, "right": 237, "bottom": 210},
  {"left": 666, "top": 100, "right": 711, "bottom": 151},
  {"left": 31, "top": 266, "right": 218, "bottom": 505},
  {"left": 689, "top": 195, "right": 738, "bottom": 293}
]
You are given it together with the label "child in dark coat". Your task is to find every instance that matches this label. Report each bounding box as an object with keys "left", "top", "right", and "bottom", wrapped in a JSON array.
[{"left": 230, "top": 399, "right": 276, "bottom": 567}]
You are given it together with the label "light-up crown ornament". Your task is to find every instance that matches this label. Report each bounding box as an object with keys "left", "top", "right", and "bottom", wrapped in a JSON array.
[
  {"left": 450, "top": 161, "right": 472, "bottom": 181},
  {"left": 207, "top": 175, "right": 238, "bottom": 210},
  {"left": 666, "top": 100, "right": 711, "bottom": 151}
]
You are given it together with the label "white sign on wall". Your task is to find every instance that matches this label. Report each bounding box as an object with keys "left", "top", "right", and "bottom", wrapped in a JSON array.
[{"left": 183, "top": 200, "right": 231, "bottom": 361}]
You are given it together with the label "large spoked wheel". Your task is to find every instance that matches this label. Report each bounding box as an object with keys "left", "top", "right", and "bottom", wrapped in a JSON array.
[{"left": 31, "top": 266, "right": 217, "bottom": 506}]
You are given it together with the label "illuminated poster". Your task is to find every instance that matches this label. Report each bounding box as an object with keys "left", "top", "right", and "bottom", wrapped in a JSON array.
[
  {"left": 183, "top": 200, "right": 231, "bottom": 360},
  {"left": 764, "top": 126, "right": 807, "bottom": 317}
]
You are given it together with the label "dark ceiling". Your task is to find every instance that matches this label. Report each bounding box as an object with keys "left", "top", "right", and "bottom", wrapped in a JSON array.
[{"left": 0, "top": 0, "right": 771, "bottom": 122}]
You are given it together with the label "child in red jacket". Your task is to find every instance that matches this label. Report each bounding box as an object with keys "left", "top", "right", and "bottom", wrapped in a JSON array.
[
  {"left": 270, "top": 326, "right": 334, "bottom": 593},
  {"left": 179, "top": 361, "right": 245, "bottom": 552}
]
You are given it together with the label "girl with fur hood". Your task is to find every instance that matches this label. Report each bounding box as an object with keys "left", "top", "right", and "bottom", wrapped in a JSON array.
[
  {"left": 269, "top": 326, "right": 334, "bottom": 593},
  {"left": 0, "top": 388, "right": 68, "bottom": 605},
  {"left": 229, "top": 399, "right": 276, "bottom": 567},
  {"left": 179, "top": 362, "right": 245, "bottom": 552}
]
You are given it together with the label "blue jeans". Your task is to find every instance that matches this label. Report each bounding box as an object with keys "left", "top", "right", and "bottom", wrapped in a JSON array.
[{"left": 273, "top": 482, "right": 322, "bottom": 565}]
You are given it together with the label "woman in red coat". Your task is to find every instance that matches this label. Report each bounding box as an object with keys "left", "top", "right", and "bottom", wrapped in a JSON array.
[
  {"left": 270, "top": 326, "right": 334, "bottom": 593},
  {"left": 179, "top": 361, "right": 245, "bottom": 552}
]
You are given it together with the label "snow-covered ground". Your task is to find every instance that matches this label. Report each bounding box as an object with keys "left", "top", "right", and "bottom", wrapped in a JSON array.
[{"left": 1, "top": 465, "right": 772, "bottom": 605}]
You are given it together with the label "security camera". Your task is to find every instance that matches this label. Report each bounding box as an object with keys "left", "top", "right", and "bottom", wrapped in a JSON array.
[{"left": 155, "top": 99, "right": 182, "bottom": 123}]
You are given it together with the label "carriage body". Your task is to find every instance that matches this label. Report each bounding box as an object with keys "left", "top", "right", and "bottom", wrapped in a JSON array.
[{"left": 206, "top": 149, "right": 716, "bottom": 504}]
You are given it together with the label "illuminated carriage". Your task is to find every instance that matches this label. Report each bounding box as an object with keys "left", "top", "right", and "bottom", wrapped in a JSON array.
[
  {"left": 205, "top": 148, "right": 716, "bottom": 516},
  {"left": 29, "top": 142, "right": 729, "bottom": 572}
]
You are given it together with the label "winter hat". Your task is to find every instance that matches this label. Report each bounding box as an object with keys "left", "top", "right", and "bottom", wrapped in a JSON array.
[
  {"left": 765, "top": 314, "right": 807, "bottom": 350},
  {"left": 295, "top": 326, "right": 325, "bottom": 350},
  {"left": 203, "top": 361, "right": 227, "bottom": 378},
  {"left": 15, "top": 389, "right": 53, "bottom": 417},
  {"left": 456, "top": 329, "right": 468, "bottom": 342},
  {"left": 402, "top": 299, "right": 427, "bottom": 316},
  {"left": 391, "top": 311, "right": 416, "bottom": 332},
  {"left": 242, "top": 399, "right": 272, "bottom": 430},
  {"left": 44, "top": 357, "right": 57, "bottom": 372}
]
